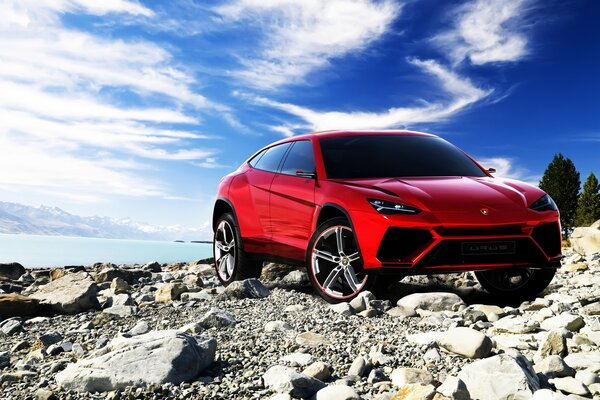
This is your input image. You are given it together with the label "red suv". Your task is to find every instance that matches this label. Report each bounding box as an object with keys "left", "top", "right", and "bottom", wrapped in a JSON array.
[{"left": 213, "top": 131, "right": 562, "bottom": 302}]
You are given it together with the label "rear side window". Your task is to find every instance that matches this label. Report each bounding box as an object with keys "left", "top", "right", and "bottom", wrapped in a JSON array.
[
  {"left": 248, "top": 149, "right": 267, "bottom": 167},
  {"left": 280, "top": 141, "right": 316, "bottom": 176},
  {"left": 252, "top": 143, "right": 291, "bottom": 173}
]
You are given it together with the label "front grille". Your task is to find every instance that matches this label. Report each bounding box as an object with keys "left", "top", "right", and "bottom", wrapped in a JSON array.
[
  {"left": 436, "top": 226, "right": 523, "bottom": 237},
  {"left": 532, "top": 222, "right": 562, "bottom": 257},
  {"left": 414, "top": 238, "right": 547, "bottom": 268},
  {"left": 377, "top": 228, "right": 433, "bottom": 262}
]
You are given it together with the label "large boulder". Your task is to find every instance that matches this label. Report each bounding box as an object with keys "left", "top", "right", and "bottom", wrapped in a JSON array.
[
  {"left": 397, "top": 292, "right": 465, "bottom": 312},
  {"left": 458, "top": 353, "right": 541, "bottom": 399},
  {"left": 55, "top": 330, "right": 216, "bottom": 392},
  {"left": 570, "top": 220, "right": 600, "bottom": 256},
  {"left": 0, "top": 263, "right": 26, "bottom": 281},
  {"left": 0, "top": 294, "right": 40, "bottom": 318},
  {"left": 95, "top": 268, "right": 150, "bottom": 284},
  {"left": 30, "top": 272, "right": 99, "bottom": 314},
  {"left": 155, "top": 283, "right": 188, "bottom": 303}
]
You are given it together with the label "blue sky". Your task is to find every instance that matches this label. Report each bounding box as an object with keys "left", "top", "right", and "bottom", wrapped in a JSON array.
[{"left": 0, "top": 0, "right": 598, "bottom": 238}]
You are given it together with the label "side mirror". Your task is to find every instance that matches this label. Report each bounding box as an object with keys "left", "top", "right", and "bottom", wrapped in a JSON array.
[
  {"left": 487, "top": 167, "right": 496, "bottom": 174},
  {"left": 296, "top": 170, "right": 316, "bottom": 179}
]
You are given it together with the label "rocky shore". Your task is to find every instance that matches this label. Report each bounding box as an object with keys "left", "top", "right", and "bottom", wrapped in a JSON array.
[{"left": 1, "top": 236, "right": 600, "bottom": 399}]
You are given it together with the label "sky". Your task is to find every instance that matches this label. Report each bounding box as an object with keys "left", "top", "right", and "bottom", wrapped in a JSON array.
[{"left": 0, "top": 0, "right": 598, "bottom": 239}]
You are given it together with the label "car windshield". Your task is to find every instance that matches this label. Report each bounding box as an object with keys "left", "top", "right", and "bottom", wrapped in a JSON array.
[{"left": 320, "top": 135, "right": 487, "bottom": 179}]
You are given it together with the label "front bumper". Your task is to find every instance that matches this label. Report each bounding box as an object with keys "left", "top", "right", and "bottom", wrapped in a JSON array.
[{"left": 351, "top": 210, "right": 562, "bottom": 273}]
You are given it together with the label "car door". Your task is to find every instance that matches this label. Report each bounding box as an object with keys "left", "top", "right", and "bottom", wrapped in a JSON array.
[
  {"left": 269, "top": 140, "right": 317, "bottom": 261},
  {"left": 241, "top": 143, "right": 292, "bottom": 253}
]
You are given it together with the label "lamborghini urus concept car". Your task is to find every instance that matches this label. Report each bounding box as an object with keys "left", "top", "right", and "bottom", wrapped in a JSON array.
[{"left": 213, "top": 131, "right": 562, "bottom": 303}]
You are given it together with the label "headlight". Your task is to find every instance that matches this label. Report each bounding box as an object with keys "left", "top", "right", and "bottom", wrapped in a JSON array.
[
  {"left": 367, "top": 198, "right": 421, "bottom": 215},
  {"left": 529, "top": 194, "right": 558, "bottom": 212}
]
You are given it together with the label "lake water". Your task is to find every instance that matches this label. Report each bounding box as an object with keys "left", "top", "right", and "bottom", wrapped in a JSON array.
[{"left": 0, "top": 234, "right": 213, "bottom": 268}]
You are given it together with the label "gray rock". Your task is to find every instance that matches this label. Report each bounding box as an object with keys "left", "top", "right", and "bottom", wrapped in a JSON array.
[
  {"left": 55, "top": 330, "right": 216, "bottom": 392},
  {"left": 30, "top": 272, "right": 99, "bottom": 314},
  {"left": 129, "top": 321, "right": 150, "bottom": 336},
  {"left": 437, "top": 327, "right": 492, "bottom": 359},
  {"left": 386, "top": 305, "right": 417, "bottom": 318},
  {"left": 348, "top": 356, "right": 368, "bottom": 377},
  {"left": 296, "top": 332, "right": 330, "bottom": 347},
  {"left": 493, "top": 315, "right": 539, "bottom": 334},
  {"left": 198, "top": 308, "right": 237, "bottom": 329},
  {"left": 458, "top": 353, "right": 541, "bottom": 400},
  {"left": 265, "top": 321, "right": 293, "bottom": 332},
  {"left": 397, "top": 292, "right": 465, "bottom": 312},
  {"left": 315, "top": 384, "right": 360, "bottom": 400},
  {"left": 262, "top": 365, "right": 326, "bottom": 398},
  {"left": 180, "top": 291, "right": 212, "bottom": 302},
  {"left": 155, "top": 282, "right": 188, "bottom": 302},
  {"left": 390, "top": 368, "right": 433, "bottom": 387},
  {"left": 534, "top": 355, "right": 575, "bottom": 378},
  {"left": 330, "top": 303, "right": 355, "bottom": 316},
  {"left": 281, "top": 270, "right": 309, "bottom": 287},
  {"left": 548, "top": 377, "right": 590, "bottom": 396},
  {"left": 538, "top": 330, "right": 568, "bottom": 359},
  {"left": 437, "top": 376, "right": 470, "bottom": 400},
  {"left": 103, "top": 305, "right": 136, "bottom": 317},
  {"left": 350, "top": 291, "right": 375, "bottom": 312},
  {"left": 541, "top": 313, "right": 585, "bottom": 332},
  {"left": 0, "top": 352, "right": 9, "bottom": 369},
  {"left": 110, "top": 277, "right": 130, "bottom": 294},
  {"left": 0, "top": 318, "right": 23, "bottom": 336},
  {"left": 220, "top": 278, "right": 270, "bottom": 299},
  {"left": 564, "top": 352, "right": 600, "bottom": 370},
  {"left": 39, "top": 332, "right": 62, "bottom": 346},
  {"left": 0, "top": 263, "right": 26, "bottom": 281}
]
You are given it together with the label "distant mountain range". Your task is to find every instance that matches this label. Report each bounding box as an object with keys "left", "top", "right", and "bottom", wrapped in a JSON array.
[{"left": 0, "top": 201, "right": 210, "bottom": 241}]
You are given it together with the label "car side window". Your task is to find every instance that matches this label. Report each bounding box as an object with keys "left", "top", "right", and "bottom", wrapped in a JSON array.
[
  {"left": 280, "top": 140, "right": 316, "bottom": 176},
  {"left": 248, "top": 149, "right": 267, "bottom": 167},
  {"left": 252, "top": 143, "right": 292, "bottom": 173}
]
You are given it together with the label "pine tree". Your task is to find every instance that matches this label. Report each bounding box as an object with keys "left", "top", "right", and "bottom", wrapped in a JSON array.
[
  {"left": 539, "top": 153, "right": 580, "bottom": 233},
  {"left": 575, "top": 172, "right": 600, "bottom": 226}
]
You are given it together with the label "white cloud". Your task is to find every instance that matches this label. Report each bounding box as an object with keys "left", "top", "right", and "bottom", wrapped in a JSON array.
[
  {"left": 477, "top": 157, "right": 540, "bottom": 185},
  {"left": 215, "top": 0, "right": 401, "bottom": 89},
  {"left": 0, "top": 0, "right": 221, "bottom": 202},
  {"left": 243, "top": 59, "right": 491, "bottom": 132},
  {"left": 436, "top": 0, "right": 530, "bottom": 65}
]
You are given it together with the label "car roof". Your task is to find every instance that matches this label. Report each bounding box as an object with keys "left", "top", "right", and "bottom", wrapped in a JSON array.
[{"left": 268, "top": 130, "right": 437, "bottom": 147}]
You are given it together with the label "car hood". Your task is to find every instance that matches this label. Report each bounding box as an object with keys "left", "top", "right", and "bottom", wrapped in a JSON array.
[{"left": 338, "top": 176, "right": 545, "bottom": 224}]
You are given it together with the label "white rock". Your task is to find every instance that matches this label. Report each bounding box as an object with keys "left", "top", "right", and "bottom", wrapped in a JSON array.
[
  {"left": 534, "top": 355, "right": 575, "bottom": 378},
  {"left": 406, "top": 332, "right": 441, "bottom": 346},
  {"left": 284, "top": 304, "right": 307, "bottom": 312},
  {"left": 102, "top": 305, "right": 136, "bottom": 317},
  {"left": 437, "top": 376, "right": 470, "bottom": 400},
  {"left": 302, "top": 362, "right": 331, "bottom": 381},
  {"left": 350, "top": 291, "right": 375, "bottom": 312},
  {"left": 397, "top": 292, "right": 465, "bottom": 312},
  {"left": 570, "top": 221, "right": 600, "bottom": 256},
  {"left": 262, "top": 365, "right": 325, "bottom": 398},
  {"left": 348, "top": 356, "right": 368, "bottom": 377},
  {"left": 575, "top": 370, "right": 599, "bottom": 386},
  {"left": 458, "top": 353, "right": 541, "bottom": 400},
  {"left": 493, "top": 315, "right": 539, "bottom": 334},
  {"left": 531, "top": 388, "right": 570, "bottom": 399},
  {"left": 564, "top": 352, "right": 600, "bottom": 371},
  {"left": 437, "top": 327, "right": 492, "bottom": 359},
  {"left": 548, "top": 376, "right": 590, "bottom": 396},
  {"left": 55, "top": 330, "right": 216, "bottom": 392},
  {"left": 385, "top": 305, "right": 417, "bottom": 318},
  {"left": 330, "top": 303, "right": 355, "bottom": 316},
  {"left": 296, "top": 332, "right": 330, "bottom": 347},
  {"left": 265, "top": 321, "right": 293, "bottom": 332},
  {"left": 128, "top": 321, "right": 150, "bottom": 336},
  {"left": 315, "top": 385, "right": 360, "bottom": 400},
  {"left": 281, "top": 353, "right": 313, "bottom": 367},
  {"left": 540, "top": 312, "right": 585, "bottom": 332},
  {"left": 390, "top": 368, "right": 433, "bottom": 387}
]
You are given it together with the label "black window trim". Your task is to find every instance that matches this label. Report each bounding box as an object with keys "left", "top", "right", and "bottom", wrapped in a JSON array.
[
  {"left": 247, "top": 142, "right": 293, "bottom": 174},
  {"left": 278, "top": 140, "right": 317, "bottom": 178}
]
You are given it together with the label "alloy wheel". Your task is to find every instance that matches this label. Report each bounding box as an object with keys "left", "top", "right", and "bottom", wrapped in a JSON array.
[
  {"left": 310, "top": 225, "right": 368, "bottom": 299},
  {"left": 214, "top": 220, "right": 236, "bottom": 281}
]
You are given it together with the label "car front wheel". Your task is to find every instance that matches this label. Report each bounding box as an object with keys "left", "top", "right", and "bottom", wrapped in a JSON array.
[
  {"left": 213, "top": 213, "right": 262, "bottom": 285},
  {"left": 307, "top": 217, "right": 373, "bottom": 303}
]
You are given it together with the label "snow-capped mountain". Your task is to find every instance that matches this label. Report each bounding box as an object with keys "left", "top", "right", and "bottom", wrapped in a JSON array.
[{"left": 0, "top": 202, "right": 210, "bottom": 241}]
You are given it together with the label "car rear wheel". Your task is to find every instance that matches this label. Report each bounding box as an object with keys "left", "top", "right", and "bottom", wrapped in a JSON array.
[
  {"left": 213, "top": 213, "right": 263, "bottom": 285},
  {"left": 474, "top": 267, "right": 556, "bottom": 300},
  {"left": 307, "top": 217, "right": 373, "bottom": 303}
]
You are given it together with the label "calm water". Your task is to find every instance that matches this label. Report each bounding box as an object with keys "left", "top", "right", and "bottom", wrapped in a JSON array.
[{"left": 0, "top": 234, "right": 213, "bottom": 268}]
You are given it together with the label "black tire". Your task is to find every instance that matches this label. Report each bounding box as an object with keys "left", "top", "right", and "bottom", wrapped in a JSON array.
[
  {"left": 213, "top": 213, "right": 263, "bottom": 286},
  {"left": 474, "top": 267, "right": 556, "bottom": 300},
  {"left": 306, "top": 217, "right": 375, "bottom": 303}
]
